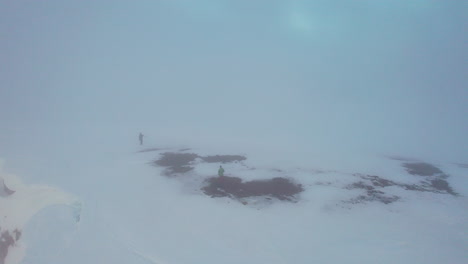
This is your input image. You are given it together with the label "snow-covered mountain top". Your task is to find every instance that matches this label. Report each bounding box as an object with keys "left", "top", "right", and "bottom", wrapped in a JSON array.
[
  {"left": 0, "top": 144, "right": 467, "bottom": 264},
  {"left": 140, "top": 146, "right": 465, "bottom": 209}
]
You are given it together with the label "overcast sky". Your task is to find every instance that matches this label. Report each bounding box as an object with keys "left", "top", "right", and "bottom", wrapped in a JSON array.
[{"left": 1, "top": 0, "right": 467, "bottom": 163}]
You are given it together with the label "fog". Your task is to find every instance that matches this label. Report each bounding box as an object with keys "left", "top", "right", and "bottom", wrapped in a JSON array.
[
  {"left": 1, "top": 2, "right": 467, "bottom": 263},
  {"left": 1, "top": 1, "right": 467, "bottom": 165}
]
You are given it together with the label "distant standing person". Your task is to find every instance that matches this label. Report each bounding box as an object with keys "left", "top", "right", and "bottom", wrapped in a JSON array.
[
  {"left": 139, "top": 132, "right": 144, "bottom": 145},
  {"left": 218, "top": 165, "right": 224, "bottom": 177}
]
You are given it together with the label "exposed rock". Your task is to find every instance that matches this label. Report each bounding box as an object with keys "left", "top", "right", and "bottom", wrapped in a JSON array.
[
  {"left": 200, "top": 155, "right": 246, "bottom": 163},
  {"left": 402, "top": 162, "right": 443, "bottom": 176},
  {"left": 0, "top": 231, "right": 16, "bottom": 264},
  {"left": 430, "top": 179, "right": 457, "bottom": 195},
  {"left": 347, "top": 172, "right": 458, "bottom": 204},
  {"left": 153, "top": 152, "right": 198, "bottom": 176},
  {"left": 202, "top": 176, "right": 303, "bottom": 202},
  {"left": 149, "top": 150, "right": 461, "bottom": 207},
  {"left": 0, "top": 179, "right": 15, "bottom": 197},
  {"left": 347, "top": 194, "right": 400, "bottom": 205},
  {"left": 360, "top": 175, "right": 396, "bottom": 187},
  {"left": 345, "top": 180, "right": 400, "bottom": 204},
  {"left": 400, "top": 162, "right": 457, "bottom": 195},
  {"left": 179, "top": 148, "right": 191, "bottom": 152},
  {"left": 154, "top": 152, "right": 247, "bottom": 176}
]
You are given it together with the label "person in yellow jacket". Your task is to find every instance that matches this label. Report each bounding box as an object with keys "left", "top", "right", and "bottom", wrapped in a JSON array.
[{"left": 218, "top": 166, "right": 225, "bottom": 177}]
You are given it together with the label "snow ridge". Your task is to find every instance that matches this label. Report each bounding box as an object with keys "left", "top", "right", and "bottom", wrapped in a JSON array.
[{"left": 0, "top": 164, "right": 81, "bottom": 264}]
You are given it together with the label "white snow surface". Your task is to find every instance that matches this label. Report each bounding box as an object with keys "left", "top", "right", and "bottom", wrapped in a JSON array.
[
  {"left": 0, "top": 163, "right": 81, "bottom": 264},
  {"left": 0, "top": 135, "right": 467, "bottom": 264}
]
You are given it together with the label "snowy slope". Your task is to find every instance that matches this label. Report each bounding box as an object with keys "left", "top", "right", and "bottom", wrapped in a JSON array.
[
  {"left": 0, "top": 164, "right": 81, "bottom": 264},
  {"left": 1, "top": 141, "right": 467, "bottom": 264}
]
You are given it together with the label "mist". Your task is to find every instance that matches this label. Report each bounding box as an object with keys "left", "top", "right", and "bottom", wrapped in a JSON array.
[
  {"left": 1, "top": 0, "right": 467, "bottom": 165},
  {"left": 1, "top": 2, "right": 468, "bottom": 264}
]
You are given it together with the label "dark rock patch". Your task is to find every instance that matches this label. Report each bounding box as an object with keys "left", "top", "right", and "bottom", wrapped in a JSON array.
[
  {"left": 399, "top": 162, "right": 457, "bottom": 195},
  {"left": 138, "top": 148, "right": 162, "bottom": 153},
  {"left": 430, "top": 179, "right": 457, "bottom": 195},
  {"left": 0, "top": 231, "right": 16, "bottom": 264},
  {"left": 345, "top": 180, "right": 400, "bottom": 204},
  {"left": 154, "top": 152, "right": 198, "bottom": 167},
  {"left": 360, "top": 175, "right": 396, "bottom": 187},
  {"left": 401, "top": 181, "right": 458, "bottom": 195},
  {"left": 153, "top": 152, "right": 199, "bottom": 176},
  {"left": 349, "top": 173, "right": 458, "bottom": 201},
  {"left": 201, "top": 155, "right": 246, "bottom": 163},
  {"left": 179, "top": 148, "right": 191, "bottom": 152},
  {"left": 402, "top": 162, "right": 443, "bottom": 176},
  {"left": 202, "top": 176, "right": 303, "bottom": 201},
  {"left": 169, "top": 166, "right": 194, "bottom": 175},
  {"left": 400, "top": 184, "right": 429, "bottom": 192},
  {"left": 0, "top": 179, "right": 15, "bottom": 197},
  {"left": 153, "top": 153, "right": 249, "bottom": 176},
  {"left": 347, "top": 194, "right": 400, "bottom": 205}
]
